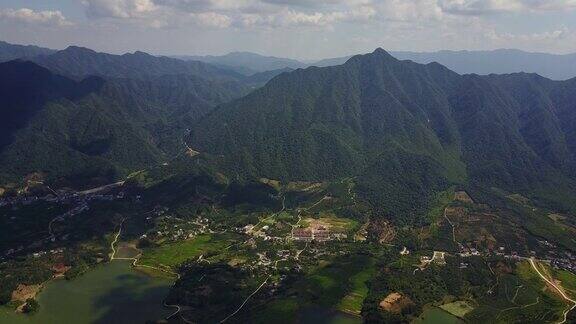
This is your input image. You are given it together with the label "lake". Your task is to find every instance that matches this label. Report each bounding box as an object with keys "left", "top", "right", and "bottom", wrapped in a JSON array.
[{"left": 0, "top": 260, "right": 172, "bottom": 324}]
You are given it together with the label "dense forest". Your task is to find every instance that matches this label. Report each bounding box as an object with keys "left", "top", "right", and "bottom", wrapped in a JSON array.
[{"left": 188, "top": 49, "right": 576, "bottom": 224}]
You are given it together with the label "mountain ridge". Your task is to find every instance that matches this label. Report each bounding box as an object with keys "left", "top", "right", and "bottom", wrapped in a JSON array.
[
  {"left": 0, "top": 41, "right": 56, "bottom": 63},
  {"left": 187, "top": 48, "right": 576, "bottom": 223},
  {"left": 0, "top": 60, "right": 248, "bottom": 187},
  {"left": 31, "top": 46, "right": 245, "bottom": 82}
]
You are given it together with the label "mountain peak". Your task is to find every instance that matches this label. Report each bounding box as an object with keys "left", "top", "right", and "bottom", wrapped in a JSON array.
[
  {"left": 63, "top": 46, "right": 96, "bottom": 54},
  {"left": 372, "top": 47, "right": 395, "bottom": 59},
  {"left": 129, "top": 50, "right": 152, "bottom": 57},
  {"left": 345, "top": 47, "right": 397, "bottom": 66}
]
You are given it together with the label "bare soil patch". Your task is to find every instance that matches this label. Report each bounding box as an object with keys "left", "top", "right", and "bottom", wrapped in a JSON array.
[
  {"left": 454, "top": 191, "right": 474, "bottom": 204},
  {"left": 52, "top": 263, "right": 72, "bottom": 278},
  {"left": 11, "top": 284, "right": 42, "bottom": 303},
  {"left": 379, "top": 292, "right": 413, "bottom": 313}
]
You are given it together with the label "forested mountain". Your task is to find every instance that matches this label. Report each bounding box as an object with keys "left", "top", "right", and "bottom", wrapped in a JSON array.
[
  {"left": 176, "top": 51, "right": 306, "bottom": 75},
  {"left": 2, "top": 45, "right": 575, "bottom": 220},
  {"left": 188, "top": 48, "right": 576, "bottom": 224},
  {"left": 296, "top": 49, "right": 576, "bottom": 81},
  {"left": 0, "top": 41, "right": 55, "bottom": 63},
  {"left": 0, "top": 60, "right": 247, "bottom": 187},
  {"left": 31, "top": 46, "right": 244, "bottom": 81}
]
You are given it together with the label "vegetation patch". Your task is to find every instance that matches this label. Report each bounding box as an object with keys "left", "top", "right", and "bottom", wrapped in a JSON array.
[
  {"left": 454, "top": 191, "right": 473, "bottom": 204},
  {"left": 338, "top": 258, "right": 376, "bottom": 315},
  {"left": 439, "top": 300, "right": 474, "bottom": 318},
  {"left": 139, "top": 234, "right": 234, "bottom": 268}
]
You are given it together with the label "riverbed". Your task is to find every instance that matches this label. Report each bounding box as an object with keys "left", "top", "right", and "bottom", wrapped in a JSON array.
[{"left": 0, "top": 260, "right": 172, "bottom": 324}]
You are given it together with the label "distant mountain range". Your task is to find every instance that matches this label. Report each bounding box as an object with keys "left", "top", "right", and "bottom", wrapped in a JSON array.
[
  {"left": 0, "top": 41, "right": 55, "bottom": 62},
  {"left": 0, "top": 42, "right": 288, "bottom": 87},
  {"left": 4, "top": 40, "right": 576, "bottom": 80},
  {"left": 30, "top": 46, "right": 245, "bottom": 81},
  {"left": 188, "top": 48, "right": 576, "bottom": 223},
  {"left": 174, "top": 51, "right": 306, "bottom": 75},
  {"left": 179, "top": 48, "right": 576, "bottom": 80}
]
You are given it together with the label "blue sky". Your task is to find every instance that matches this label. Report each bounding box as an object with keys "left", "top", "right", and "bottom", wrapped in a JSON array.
[{"left": 1, "top": 0, "right": 576, "bottom": 60}]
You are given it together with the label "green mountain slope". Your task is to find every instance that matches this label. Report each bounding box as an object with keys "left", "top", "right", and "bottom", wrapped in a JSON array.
[
  {"left": 0, "top": 61, "right": 247, "bottom": 187},
  {"left": 188, "top": 49, "right": 576, "bottom": 223}
]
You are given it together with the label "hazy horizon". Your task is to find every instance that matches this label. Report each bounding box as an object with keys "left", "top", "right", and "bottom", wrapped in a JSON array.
[
  {"left": 2, "top": 1, "right": 576, "bottom": 60},
  {"left": 4, "top": 39, "right": 576, "bottom": 63}
]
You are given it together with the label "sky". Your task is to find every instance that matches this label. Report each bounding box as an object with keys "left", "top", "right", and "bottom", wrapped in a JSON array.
[{"left": 1, "top": 0, "right": 576, "bottom": 60}]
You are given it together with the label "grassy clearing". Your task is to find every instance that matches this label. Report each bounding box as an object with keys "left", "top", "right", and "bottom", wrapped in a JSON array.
[
  {"left": 134, "top": 265, "right": 178, "bottom": 279},
  {"left": 338, "top": 259, "right": 376, "bottom": 315},
  {"left": 440, "top": 301, "right": 474, "bottom": 318},
  {"left": 554, "top": 269, "right": 576, "bottom": 297},
  {"left": 320, "top": 215, "right": 359, "bottom": 232},
  {"left": 139, "top": 234, "right": 233, "bottom": 268},
  {"left": 299, "top": 215, "right": 358, "bottom": 233}
]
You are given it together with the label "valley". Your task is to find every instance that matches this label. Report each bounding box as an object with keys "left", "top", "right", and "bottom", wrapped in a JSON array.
[
  {"left": 0, "top": 39, "right": 575, "bottom": 324},
  {"left": 2, "top": 165, "right": 576, "bottom": 323}
]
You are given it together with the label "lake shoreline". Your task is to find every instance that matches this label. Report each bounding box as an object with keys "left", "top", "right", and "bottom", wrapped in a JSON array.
[{"left": 0, "top": 260, "right": 174, "bottom": 324}]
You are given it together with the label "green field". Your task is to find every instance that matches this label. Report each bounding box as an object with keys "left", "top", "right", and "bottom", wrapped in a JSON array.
[
  {"left": 139, "top": 234, "right": 235, "bottom": 268},
  {"left": 553, "top": 269, "right": 576, "bottom": 296},
  {"left": 337, "top": 259, "right": 376, "bottom": 314},
  {"left": 439, "top": 301, "right": 474, "bottom": 318}
]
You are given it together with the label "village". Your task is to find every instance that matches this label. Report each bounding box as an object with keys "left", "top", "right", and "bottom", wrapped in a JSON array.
[{"left": 1, "top": 182, "right": 130, "bottom": 259}]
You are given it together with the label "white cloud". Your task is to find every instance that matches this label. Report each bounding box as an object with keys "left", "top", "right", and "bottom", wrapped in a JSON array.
[
  {"left": 83, "top": 0, "right": 157, "bottom": 19},
  {"left": 272, "top": 6, "right": 375, "bottom": 27},
  {"left": 190, "top": 11, "right": 232, "bottom": 28},
  {"left": 0, "top": 8, "right": 73, "bottom": 27},
  {"left": 486, "top": 27, "right": 571, "bottom": 42},
  {"left": 81, "top": 0, "right": 376, "bottom": 29},
  {"left": 438, "top": 0, "right": 576, "bottom": 15},
  {"left": 19, "top": 0, "right": 567, "bottom": 57},
  {"left": 376, "top": 0, "right": 445, "bottom": 22}
]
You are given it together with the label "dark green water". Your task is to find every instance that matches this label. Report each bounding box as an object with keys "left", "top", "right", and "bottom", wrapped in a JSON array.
[{"left": 0, "top": 261, "right": 172, "bottom": 324}]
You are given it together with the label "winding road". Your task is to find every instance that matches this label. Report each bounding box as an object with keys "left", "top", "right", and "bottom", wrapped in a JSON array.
[
  {"left": 529, "top": 258, "right": 576, "bottom": 324},
  {"left": 219, "top": 275, "right": 271, "bottom": 323}
]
